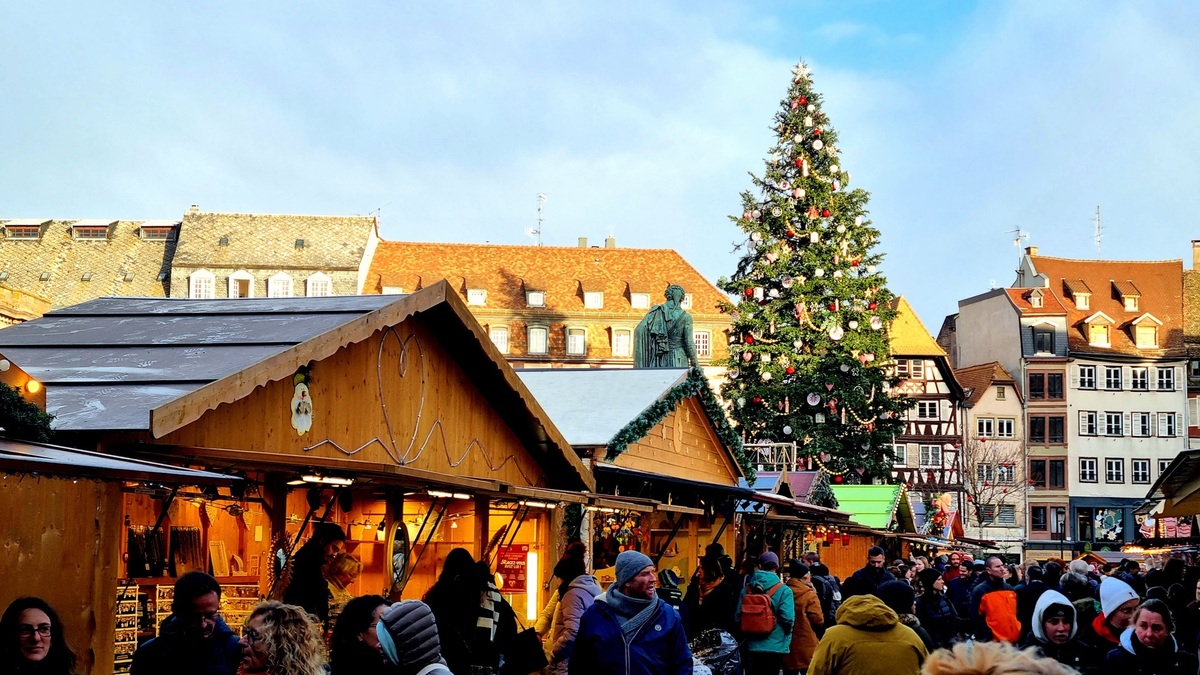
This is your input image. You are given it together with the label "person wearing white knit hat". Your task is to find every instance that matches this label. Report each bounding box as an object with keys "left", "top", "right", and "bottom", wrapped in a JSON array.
[{"left": 1081, "top": 575, "right": 1140, "bottom": 649}]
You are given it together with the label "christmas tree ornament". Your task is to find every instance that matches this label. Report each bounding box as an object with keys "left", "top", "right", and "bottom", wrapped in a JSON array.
[
  {"left": 742, "top": 352, "right": 753, "bottom": 361},
  {"left": 750, "top": 231, "right": 762, "bottom": 241},
  {"left": 779, "top": 180, "right": 791, "bottom": 190},
  {"left": 821, "top": 208, "right": 831, "bottom": 218},
  {"left": 807, "top": 393, "right": 821, "bottom": 406},
  {"left": 785, "top": 366, "right": 795, "bottom": 375},
  {"left": 801, "top": 158, "right": 810, "bottom": 176},
  {"left": 760, "top": 352, "right": 771, "bottom": 362},
  {"left": 810, "top": 232, "right": 820, "bottom": 243},
  {"left": 744, "top": 335, "right": 755, "bottom": 344},
  {"left": 761, "top": 371, "right": 772, "bottom": 381},
  {"left": 848, "top": 320, "right": 860, "bottom": 329},
  {"left": 855, "top": 215, "right": 863, "bottom": 226},
  {"left": 751, "top": 209, "right": 762, "bottom": 218},
  {"left": 769, "top": 151, "right": 781, "bottom": 164},
  {"left": 782, "top": 275, "right": 794, "bottom": 288},
  {"left": 807, "top": 104, "right": 816, "bottom": 113},
  {"left": 867, "top": 265, "right": 877, "bottom": 273},
  {"left": 753, "top": 286, "right": 764, "bottom": 300},
  {"left": 799, "top": 96, "right": 808, "bottom": 105},
  {"left": 868, "top": 302, "right": 877, "bottom": 310},
  {"left": 765, "top": 252, "right": 778, "bottom": 263},
  {"left": 803, "top": 115, "right": 814, "bottom": 128},
  {"left": 815, "top": 412, "right": 826, "bottom": 424},
  {"left": 790, "top": 98, "right": 800, "bottom": 110},
  {"left": 812, "top": 139, "right": 824, "bottom": 150},
  {"left": 832, "top": 180, "right": 840, "bottom": 191},
  {"left": 829, "top": 325, "right": 845, "bottom": 340},
  {"left": 783, "top": 425, "right": 793, "bottom": 435},
  {"left": 832, "top": 270, "right": 843, "bottom": 278},
  {"left": 737, "top": 397, "right": 746, "bottom": 408},
  {"left": 851, "top": 258, "right": 860, "bottom": 267},
  {"left": 744, "top": 288, "right": 754, "bottom": 297},
  {"left": 831, "top": 164, "right": 840, "bottom": 173},
  {"left": 807, "top": 206, "right": 819, "bottom": 217},
  {"left": 769, "top": 320, "right": 776, "bottom": 333},
  {"left": 793, "top": 187, "right": 805, "bottom": 198},
  {"left": 793, "top": 133, "right": 804, "bottom": 144},
  {"left": 785, "top": 228, "right": 796, "bottom": 238},
  {"left": 730, "top": 310, "right": 740, "bottom": 321},
  {"left": 814, "top": 268, "right": 825, "bottom": 277},
  {"left": 730, "top": 368, "right": 740, "bottom": 379},
  {"left": 752, "top": 396, "right": 762, "bottom": 403},
  {"left": 813, "top": 127, "right": 822, "bottom": 136},
  {"left": 870, "top": 316, "right": 883, "bottom": 330},
  {"left": 770, "top": 207, "right": 782, "bottom": 217},
  {"left": 791, "top": 62, "right": 810, "bottom": 81},
  {"left": 833, "top": 254, "right": 840, "bottom": 264},
  {"left": 840, "top": 364, "right": 850, "bottom": 372},
  {"left": 793, "top": 339, "right": 804, "bottom": 350}
]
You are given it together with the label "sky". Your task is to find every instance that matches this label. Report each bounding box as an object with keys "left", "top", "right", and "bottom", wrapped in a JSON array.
[{"left": 3, "top": 1, "right": 1200, "bottom": 329}]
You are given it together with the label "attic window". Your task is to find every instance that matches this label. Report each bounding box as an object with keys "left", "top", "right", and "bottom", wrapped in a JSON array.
[
  {"left": 139, "top": 227, "right": 176, "bottom": 241},
  {"left": 0, "top": 271, "right": 7, "bottom": 281},
  {"left": 681, "top": 293, "right": 693, "bottom": 310},
  {"left": 1125, "top": 296, "right": 1139, "bottom": 312},
  {"left": 584, "top": 292, "right": 604, "bottom": 309},
  {"left": 1074, "top": 294, "right": 1090, "bottom": 310},
  {"left": 526, "top": 290, "right": 545, "bottom": 307},
  {"left": 1089, "top": 323, "right": 1110, "bottom": 347},
  {"left": 73, "top": 226, "right": 110, "bottom": 240},
  {"left": 39, "top": 272, "right": 50, "bottom": 282},
  {"left": 1135, "top": 324, "right": 1158, "bottom": 349},
  {"left": 295, "top": 239, "right": 305, "bottom": 249},
  {"left": 467, "top": 289, "right": 487, "bottom": 306},
  {"left": 6, "top": 226, "right": 41, "bottom": 240},
  {"left": 1028, "top": 289, "right": 1044, "bottom": 309},
  {"left": 630, "top": 293, "right": 650, "bottom": 309},
  {"left": 81, "top": 272, "right": 92, "bottom": 282},
  {"left": 381, "top": 286, "right": 404, "bottom": 295},
  {"left": 124, "top": 272, "right": 135, "bottom": 282},
  {"left": 218, "top": 236, "right": 229, "bottom": 246}
]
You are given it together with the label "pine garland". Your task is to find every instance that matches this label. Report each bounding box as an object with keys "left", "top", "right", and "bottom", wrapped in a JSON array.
[
  {"left": 605, "top": 367, "right": 755, "bottom": 483},
  {"left": 0, "top": 382, "right": 53, "bottom": 442}
]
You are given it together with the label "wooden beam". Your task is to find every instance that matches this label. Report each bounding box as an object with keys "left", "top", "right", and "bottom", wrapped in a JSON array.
[
  {"left": 474, "top": 495, "right": 490, "bottom": 562},
  {"left": 505, "top": 484, "right": 588, "bottom": 505}
]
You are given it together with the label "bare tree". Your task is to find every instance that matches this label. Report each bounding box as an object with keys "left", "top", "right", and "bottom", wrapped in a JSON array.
[{"left": 958, "top": 437, "right": 1027, "bottom": 537}]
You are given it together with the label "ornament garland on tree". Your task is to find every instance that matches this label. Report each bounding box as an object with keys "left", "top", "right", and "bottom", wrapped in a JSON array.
[{"left": 718, "top": 60, "right": 910, "bottom": 481}]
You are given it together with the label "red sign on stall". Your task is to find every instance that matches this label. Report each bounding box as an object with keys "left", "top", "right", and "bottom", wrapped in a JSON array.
[{"left": 497, "top": 544, "right": 529, "bottom": 593}]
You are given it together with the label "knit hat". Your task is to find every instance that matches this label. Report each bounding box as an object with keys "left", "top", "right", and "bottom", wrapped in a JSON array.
[
  {"left": 759, "top": 551, "right": 780, "bottom": 569},
  {"left": 878, "top": 580, "right": 916, "bottom": 615},
  {"left": 917, "top": 568, "right": 942, "bottom": 592},
  {"left": 376, "top": 600, "right": 442, "bottom": 669},
  {"left": 658, "top": 569, "right": 681, "bottom": 589},
  {"left": 1100, "top": 576, "right": 1140, "bottom": 617},
  {"left": 614, "top": 550, "right": 654, "bottom": 589},
  {"left": 788, "top": 560, "right": 810, "bottom": 579}
]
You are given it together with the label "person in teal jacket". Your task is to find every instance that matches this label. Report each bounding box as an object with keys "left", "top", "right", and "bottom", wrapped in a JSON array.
[{"left": 736, "top": 551, "right": 795, "bottom": 675}]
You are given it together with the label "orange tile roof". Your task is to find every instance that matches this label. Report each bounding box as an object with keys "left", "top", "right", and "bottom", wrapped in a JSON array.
[
  {"left": 1004, "top": 287, "right": 1068, "bottom": 315},
  {"left": 1028, "top": 255, "right": 1184, "bottom": 357},
  {"left": 889, "top": 296, "right": 946, "bottom": 357},
  {"left": 366, "top": 241, "right": 729, "bottom": 316},
  {"left": 953, "top": 362, "right": 1019, "bottom": 407}
]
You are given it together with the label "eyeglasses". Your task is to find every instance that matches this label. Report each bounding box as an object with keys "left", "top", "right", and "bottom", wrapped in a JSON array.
[
  {"left": 242, "top": 627, "right": 263, "bottom": 645},
  {"left": 18, "top": 624, "right": 51, "bottom": 639}
]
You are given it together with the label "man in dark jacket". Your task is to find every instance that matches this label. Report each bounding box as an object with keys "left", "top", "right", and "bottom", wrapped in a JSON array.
[
  {"left": 841, "top": 546, "right": 895, "bottom": 599},
  {"left": 809, "top": 562, "right": 841, "bottom": 631},
  {"left": 571, "top": 550, "right": 692, "bottom": 675},
  {"left": 970, "top": 555, "right": 1020, "bottom": 643},
  {"left": 131, "top": 572, "right": 242, "bottom": 675},
  {"left": 1015, "top": 565, "right": 1048, "bottom": 639}
]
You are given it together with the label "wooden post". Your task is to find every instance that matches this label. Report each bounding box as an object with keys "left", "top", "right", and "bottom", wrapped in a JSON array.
[
  {"left": 263, "top": 474, "right": 289, "bottom": 546},
  {"left": 474, "top": 495, "right": 490, "bottom": 562}
]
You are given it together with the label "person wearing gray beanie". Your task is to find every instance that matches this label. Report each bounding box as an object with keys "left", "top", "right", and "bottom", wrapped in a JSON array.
[
  {"left": 376, "top": 600, "right": 451, "bottom": 675},
  {"left": 570, "top": 549, "right": 692, "bottom": 674}
]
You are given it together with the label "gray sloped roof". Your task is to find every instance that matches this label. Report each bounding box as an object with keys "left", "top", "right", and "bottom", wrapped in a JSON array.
[
  {"left": 516, "top": 368, "right": 689, "bottom": 446},
  {"left": 173, "top": 211, "right": 375, "bottom": 270},
  {"left": 0, "top": 437, "right": 240, "bottom": 484},
  {"left": 0, "top": 295, "right": 400, "bottom": 430}
]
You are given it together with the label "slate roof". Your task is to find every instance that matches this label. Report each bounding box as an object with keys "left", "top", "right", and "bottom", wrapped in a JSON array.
[
  {"left": 172, "top": 211, "right": 377, "bottom": 270},
  {"left": 516, "top": 368, "right": 690, "bottom": 446},
  {"left": 0, "top": 437, "right": 239, "bottom": 485},
  {"left": 889, "top": 296, "right": 946, "bottom": 357},
  {"left": 953, "top": 362, "right": 1019, "bottom": 407},
  {"left": 366, "top": 242, "right": 729, "bottom": 316},
  {"left": 1027, "top": 255, "right": 1185, "bottom": 357},
  {"left": 0, "top": 219, "right": 177, "bottom": 308}
]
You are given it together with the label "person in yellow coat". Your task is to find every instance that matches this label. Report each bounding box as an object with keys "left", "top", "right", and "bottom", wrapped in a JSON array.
[
  {"left": 807, "top": 594, "right": 927, "bottom": 675},
  {"left": 782, "top": 561, "right": 824, "bottom": 675}
]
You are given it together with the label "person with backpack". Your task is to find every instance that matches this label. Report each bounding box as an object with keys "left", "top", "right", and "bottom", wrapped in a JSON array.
[
  {"left": 736, "top": 552, "right": 795, "bottom": 675},
  {"left": 809, "top": 562, "right": 842, "bottom": 629}
]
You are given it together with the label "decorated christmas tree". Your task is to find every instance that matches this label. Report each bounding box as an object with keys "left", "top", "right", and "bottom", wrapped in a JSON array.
[{"left": 718, "top": 61, "right": 909, "bottom": 482}]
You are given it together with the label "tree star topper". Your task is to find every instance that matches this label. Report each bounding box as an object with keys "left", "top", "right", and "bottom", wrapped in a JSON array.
[{"left": 791, "top": 62, "right": 811, "bottom": 81}]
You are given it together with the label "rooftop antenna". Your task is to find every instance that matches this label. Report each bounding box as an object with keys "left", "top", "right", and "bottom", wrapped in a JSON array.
[
  {"left": 1093, "top": 205, "right": 1103, "bottom": 257},
  {"left": 526, "top": 193, "right": 547, "bottom": 246}
]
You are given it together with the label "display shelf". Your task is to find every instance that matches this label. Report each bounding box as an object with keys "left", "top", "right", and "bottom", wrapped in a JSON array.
[{"left": 113, "top": 584, "right": 140, "bottom": 675}]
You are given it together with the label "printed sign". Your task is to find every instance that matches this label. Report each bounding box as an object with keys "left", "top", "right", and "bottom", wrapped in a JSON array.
[{"left": 497, "top": 544, "right": 529, "bottom": 593}]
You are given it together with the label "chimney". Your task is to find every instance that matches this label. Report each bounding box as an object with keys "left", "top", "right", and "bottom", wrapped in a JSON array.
[
  {"left": 578, "top": 237, "right": 588, "bottom": 248},
  {"left": 605, "top": 235, "right": 616, "bottom": 249},
  {"left": 1192, "top": 240, "right": 1200, "bottom": 270},
  {"left": 1025, "top": 245, "right": 1038, "bottom": 256}
]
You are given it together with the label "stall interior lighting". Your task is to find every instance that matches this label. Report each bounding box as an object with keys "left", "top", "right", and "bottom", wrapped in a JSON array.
[
  {"left": 428, "top": 490, "right": 471, "bottom": 500},
  {"left": 300, "top": 474, "right": 354, "bottom": 486},
  {"left": 585, "top": 506, "right": 619, "bottom": 513},
  {"left": 519, "top": 500, "right": 555, "bottom": 510}
]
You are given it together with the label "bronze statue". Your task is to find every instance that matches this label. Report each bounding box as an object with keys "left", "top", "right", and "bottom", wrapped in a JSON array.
[{"left": 634, "top": 284, "right": 698, "bottom": 368}]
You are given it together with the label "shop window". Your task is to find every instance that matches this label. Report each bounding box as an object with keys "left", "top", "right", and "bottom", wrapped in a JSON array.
[
  {"left": 490, "top": 326, "right": 509, "bottom": 354},
  {"left": 611, "top": 329, "right": 632, "bottom": 357},
  {"left": 1050, "top": 460, "right": 1065, "bottom": 488}
]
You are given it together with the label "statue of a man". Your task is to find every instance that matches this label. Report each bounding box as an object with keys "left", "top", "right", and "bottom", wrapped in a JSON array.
[{"left": 634, "top": 284, "right": 698, "bottom": 368}]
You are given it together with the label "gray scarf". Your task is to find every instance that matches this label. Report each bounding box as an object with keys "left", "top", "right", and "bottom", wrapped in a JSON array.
[{"left": 603, "top": 587, "right": 659, "bottom": 637}]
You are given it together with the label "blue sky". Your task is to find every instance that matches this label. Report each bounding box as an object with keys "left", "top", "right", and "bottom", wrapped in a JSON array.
[{"left": 4, "top": 1, "right": 1200, "bottom": 330}]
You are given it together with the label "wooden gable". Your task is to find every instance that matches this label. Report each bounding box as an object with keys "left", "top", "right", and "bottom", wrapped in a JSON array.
[
  {"left": 157, "top": 311, "right": 561, "bottom": 490},
  {"left": 604, "top": 396, "right": 741, "bottom": 486}
]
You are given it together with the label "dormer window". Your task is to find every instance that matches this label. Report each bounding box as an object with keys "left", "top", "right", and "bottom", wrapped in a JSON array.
[
  {"left": 1064, "top": 279, "right": 1090, "bottom": 310},
  {"left": 138, "top": 221, "right": 179, "bottom": 241},
  {"left": 381, "top": 286, "right": 404, "bottom": 295},
  {"left": 6, "top": 225, "right": 42, "bottom": 240},
  {"left": 1029, "top": 289, "right": 1044, "bottom": 309},
  {"left": 467, "top": 289, "right": 487, "bottom": 306},
  {"left": 1132, "top": 313, "right": 1162, "bottom": 349},
  {"left": 1084, "top": 312, "right": 1114, "bottom": 347},
  {"left": 1114, "top": 280, "right": 1141, "bottom": 311},
  {"left": 584, "top": 292, "right": 604, "bottom": 309},
  {"left": 1075, "top": 294, "right": 1090, "bottom": 310},
  {"left": 631, "top": 293, "right": 650, "bottom": 309},
  {"left": 72, "top": 226, "right": 111, "bottom": 240},
  {"left": 526, "top": 290, "right": 545, "bottom": 307},
  {"left": 681, "top": 293, "right": 693, "bottom": 310}
]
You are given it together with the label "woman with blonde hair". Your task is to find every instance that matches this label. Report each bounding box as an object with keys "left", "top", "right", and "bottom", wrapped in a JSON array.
[
  {"left": 922, "top": 641, "right": 1075, "bottom": 675},
  {"left": 238, "top": 601, "right": 326, "bottom": 675}
]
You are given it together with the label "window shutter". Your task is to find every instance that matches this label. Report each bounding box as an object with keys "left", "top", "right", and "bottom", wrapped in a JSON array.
[
  {"left": 1070, "top": 366, "right": 1079, "bottom": 389},
  {"left": 1189, "top": 398, "right": 1200, "bottom": 426},
  {"left": 1157, "top": 413, "right": 1167, "bottom": 437},
  {"left": 1078, "top": 410, "right": 1087, "bottom": 434},
  {"left": 1150, "top": 369, "right": 1158, "bottom": 390},
  {"left": 1177, "top": 413, "right": 1184, "bottom": 436},
  {"left": 227, "top": 276, "right": 238, "bottom": 297},
  {"left": 1178, "top": 366, "right": 1185, "bottom": 387},
  {"left": 1123, "top": 412, "right": 1131, "bottom": 436}
]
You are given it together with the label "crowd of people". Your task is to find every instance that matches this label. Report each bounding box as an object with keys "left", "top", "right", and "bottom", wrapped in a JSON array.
[{"left": 9, "top": 530, "right": 1200, "bottom": 675}]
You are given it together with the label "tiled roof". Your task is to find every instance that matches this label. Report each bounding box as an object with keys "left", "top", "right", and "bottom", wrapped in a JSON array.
[
  {"left": 1063, "top": 279, "right": 1091, "bottom": 297},
  {"left": 953, "top": 362, "right": 1018, "bottom": 407},
  {"left": 1183, "top": 270, "right": 1200, "bottom": 350},
  {"left": 1027, "top": 255, "right": 1184, "bottom": 357},
  {"left": 1004, "top": 288, "right": 1068, "bottom": 315},
  {"left": 1113, "top": 280, "right": 1141, "bottom": 298},
  {"left": 889, "top": 296, "right": 946, "bottom": 357},
  {"left": 366, "top": 242, "right": 729, "bottom": 316},
  {"left": 172, "top": 211, "right": 377, "bottom": 270},
  {"left": 0, "top": 219, "right": 176, "bottom": 309}
]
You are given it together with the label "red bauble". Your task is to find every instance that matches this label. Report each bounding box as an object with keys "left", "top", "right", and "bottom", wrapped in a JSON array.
[
  {"left": 851, "top": 260, "right": 859, "bottom": 267},
  {"left": 794, "top": 158, "right": 804, "bottom": 167},
  {"left": 868, "top": 302, "right": 877, "bottom": 310},
  {"left": 833, "top": 475, "right": 844, "bottom": 484},
  {"left": 799, "top": 96, "right": 808, "bottom": 105},
  {"left": 821, "top": 209, "right": 831, "bottom": 217},
  {"left": 752, "top": 396, "right": 762, "bottom": 403},
  {"left": 786, "top": 366, "right": 795, "bottom": 375},
  {"left": 745, "top": 335, "right": 754, "bottom": 344},
  {"left": 744, "top": 288, "right": 754, "bottom": 296},
  {"left": 813, "top": 127, "right": 823, "bottom": 136},
  {"left": 828, "top": 303, "right": 837, "bottom": 311},
  {"left": 786, "top": 229, "right": 795, "bottom": 237}
]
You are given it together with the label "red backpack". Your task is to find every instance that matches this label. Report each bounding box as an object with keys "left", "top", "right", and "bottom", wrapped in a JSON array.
[{"left": 740, "top": 582, "right": 784, "bottom": 636}]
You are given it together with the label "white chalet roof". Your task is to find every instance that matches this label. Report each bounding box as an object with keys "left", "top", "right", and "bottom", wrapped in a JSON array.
[{"left": 517, "top": 368, "right": 690, "bottom": 447}]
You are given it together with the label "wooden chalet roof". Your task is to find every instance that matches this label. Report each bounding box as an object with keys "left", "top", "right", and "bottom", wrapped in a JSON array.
[
  {"left": 0, "top": 437, "right": 239, "bottom": 486},
  {"left": 366, "top": 241, "right": 729, "bottom": 316},
  {"left": 172, "top": 210, "right": 377, "bottom": 271},
  {"left": 1027, "top": 255, "right": 1184, "bottom": 357},
  {"left": 0, "top": 219, "right": 176, "bottom": 308},
  {"left": 953, "top": 362, "right": 1019, "bottom": 407},
  {"left": 0, "top": 281, "right": 592, "bottom": 490},
  {"left": 889, "top": 296, "right": 946, "bottom": 357}
]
